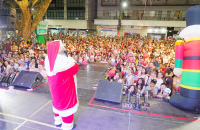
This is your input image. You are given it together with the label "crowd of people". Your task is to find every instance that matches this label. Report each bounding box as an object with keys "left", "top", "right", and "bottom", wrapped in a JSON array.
[
  {"left": 0, "top": 35, "right": 180, "bottom": 101},
  {"left": 0, "top": 37, "right": 47, "bottom": 82},
  {"left": 99, "top": 37, "right": 179, "bottom": 101}
]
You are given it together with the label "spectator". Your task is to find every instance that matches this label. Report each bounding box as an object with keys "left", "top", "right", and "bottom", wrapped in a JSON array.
[
  {"left": 7, "top": 59, "right": 19, "bottom": 70},
  {"left": 29, "top": 62, "right": 37, "bottom": 72},
  {"left": 161, "top": 88, "right": 171, "bottom": 102},
  {"left": 147, "top": 71, "right": 157, "bottom": 86},
  {"left": 146, "top": 62, "right": 154, "bottom": 75},
  {"left": 154, "top": 57, "right": 159, "bottom": 68},
  {"left": 37, "top": 63, "right": 47, "bottom": 80},
  {"left": 25, "top": 57, "right": 31, "bottom": 70},
  {"left": 172, "top": 75, "right": 181, "bottom": 95},
  {"left": 155, "top": 72, "right": 164, "bottom": 94},
  {"left": 123, "top": 69, "right": 134, "bottom": 94},
  {"left": 146, "top": 79, "right": 157, "bottom": 98},
  {"left": 5, "top": 39, "right": 11, "bottom": 53},
  {"left": 157, "top": 83, "right": 167, "bottom": 98},
  {"left": 0, "top": 62, "right": 5, "bottom": 74},
  {"left": 1, "top": 50, "right": 7, "bottom": 58},
  {"left": 18, "top": 61, "right": 27, "bottom": 72},
  {"left": 32, "top": 37, "right": 37, "bottom": 48},
  {"left": 165, "top": 63, "right": 175, "bottom": 93},
  {"left": 11, "top": 41, "right": 18, "bottom": 51},
  {"left": 138, "top": 67, "right": 148, "bottom": 85},
  {"left": 135, "top": 78, "right": 146, "bottom": 96}
]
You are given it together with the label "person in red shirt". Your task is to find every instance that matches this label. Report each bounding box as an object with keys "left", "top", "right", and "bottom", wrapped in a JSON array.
[{"left": 5, "top": 39, "right": 11, "bottom": 53}]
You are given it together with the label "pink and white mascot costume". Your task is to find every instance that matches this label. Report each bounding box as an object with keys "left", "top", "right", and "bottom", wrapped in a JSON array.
[{"left": 45, "top": 40, "right": 79, "bottom": 130}]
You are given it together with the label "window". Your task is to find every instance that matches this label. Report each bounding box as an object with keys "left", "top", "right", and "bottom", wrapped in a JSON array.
[
  {"left": 101, "top": 0, "right": 117, "bottom": 6},
  {"left": 47, "top": 10, "right": 64, "bottom": 19},
  {"left": 166, "top": 11, "right": 171, "bottom": 20},
  {"left": 67, "top": 0, "right": 85, "bottom": 20},
  {"left": 158, "top": 11, "right": 162, "bottom": 20},
  {"left": 67, "top": 0, "right": 85, "bottom": 7},
  {"left": 103, "top": 10, "right": 109, "bottom": 16},
  {"left": 132, "top": 10, "right": 139, "bottom": 17},
  {"left": 67, "top": 9, "right": 85, "bottom": 20},
  {"left": 149, "top": 11, "right": 156, "bottom": 17},
  {"left": 56, "top": 0, "right": 64, "bottom": 7},
  {"left": 49, "top": 0, "right": 64, "bottom": 8}
]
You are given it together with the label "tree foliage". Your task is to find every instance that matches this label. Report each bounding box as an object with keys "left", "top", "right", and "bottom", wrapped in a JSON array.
[{"left": 5, "top": 0, "right": 52, "bottom": 43}]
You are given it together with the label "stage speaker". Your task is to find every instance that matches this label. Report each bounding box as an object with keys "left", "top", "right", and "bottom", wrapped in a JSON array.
[
  {"left": 94, "top": 80, "right": 123, "bottom": 103},
  {"left": 12, "top": 71, "right": 43, "bottom": 89}
]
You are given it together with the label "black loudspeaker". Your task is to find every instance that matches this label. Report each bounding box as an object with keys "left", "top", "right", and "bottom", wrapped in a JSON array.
[
  {"left": 94, "top": 80, "right": 123, "bottom": 103},
  {"left": 12, "top": 71, "right": 43, "bottom": 89}
]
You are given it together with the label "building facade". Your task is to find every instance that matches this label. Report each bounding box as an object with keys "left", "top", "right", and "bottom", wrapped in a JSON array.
[
  {"left": 45, "top": 0, "right": 97, "bottom": 37},
  {"left": 94, "top": 0, "right": 200, "bottom": 39},
  {"left": 0, "top": 3, "right": 16, "bottom": 39}
]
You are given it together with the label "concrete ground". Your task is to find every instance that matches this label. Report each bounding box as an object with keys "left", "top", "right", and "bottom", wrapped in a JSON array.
[{"left": 0, "top": 63, "right": 200, "bottom": 130}]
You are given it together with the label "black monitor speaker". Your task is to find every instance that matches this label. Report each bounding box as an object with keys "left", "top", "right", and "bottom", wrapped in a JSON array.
[
  {"left": 12, "top": 71, "right": 43, "bottom": 89},
  {"left": 94, "top": 80, "right": 123, "bottom": 103}
]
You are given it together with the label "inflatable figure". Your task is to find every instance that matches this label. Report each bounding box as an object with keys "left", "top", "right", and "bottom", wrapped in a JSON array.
[{"left": 170, "top": 5, "right": 200, "bottom": 111}]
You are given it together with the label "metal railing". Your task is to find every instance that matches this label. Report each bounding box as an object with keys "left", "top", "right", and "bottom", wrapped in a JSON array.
[{"left": 97, "top": 15, "right": 185, "bottom": 21}]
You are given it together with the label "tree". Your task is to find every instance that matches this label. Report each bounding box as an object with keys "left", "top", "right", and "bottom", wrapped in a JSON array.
[{"left": 11, "top": 0, "right": 52, "bottom": 43}]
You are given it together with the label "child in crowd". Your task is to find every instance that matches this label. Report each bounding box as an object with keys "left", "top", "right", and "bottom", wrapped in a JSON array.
[
  {"left": 157, "top": 83, "right": 167, "bottom": 98},
  {"left": 146, "top": 79, "right": 157, "bottom": 98},
  {"left": 1, "top": 50, "right": 7, "bottom": 58},
  {"left": 161, "top": 88, "right": 171, "bottom": 102},
  {"left": 25, "top": 57, "right": 30, "bottom": 70},
  {"left": 82, "top": 54, "right": 88, "bottom": 65},
  {"left": 135, "top": 78, "right": 146, "bottom": 96},
  {"left": 123, "top": 69, "right": 134, "bottom": 94},
  {"left": 155, "top": 72, "right": 164, "bottom": 94}
]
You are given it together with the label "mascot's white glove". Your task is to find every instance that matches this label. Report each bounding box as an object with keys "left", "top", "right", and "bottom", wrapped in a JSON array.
[{"left": 173, "top": 68, "right": 182, "bottom": 77}]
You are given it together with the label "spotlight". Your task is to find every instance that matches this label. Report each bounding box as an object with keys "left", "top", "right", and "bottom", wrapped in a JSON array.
[{"left": 122, "top": 2, "right": 127, "bottom": 7}]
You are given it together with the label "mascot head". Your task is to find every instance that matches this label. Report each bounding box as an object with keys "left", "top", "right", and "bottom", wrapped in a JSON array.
[{"left": 179, "top": 5, "right": 200, "bottom": 40}]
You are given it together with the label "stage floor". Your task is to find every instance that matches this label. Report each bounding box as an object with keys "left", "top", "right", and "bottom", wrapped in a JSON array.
[{"left": 0, "top": 63, "right": 200, "bottom": 130}]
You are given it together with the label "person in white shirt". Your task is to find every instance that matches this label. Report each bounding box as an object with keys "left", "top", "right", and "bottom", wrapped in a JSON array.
[
  {"left": 155, "top": 72, "right": 164, "bottom": 94},
  {"left": 7, "top": 59, "right": 19, "bottom": 70},
  {"left": 163, "top": 54, "right": 171, "bottom": 64},
  {"left": 18, "top": 61, "right": 27, "bottom": 72}
]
